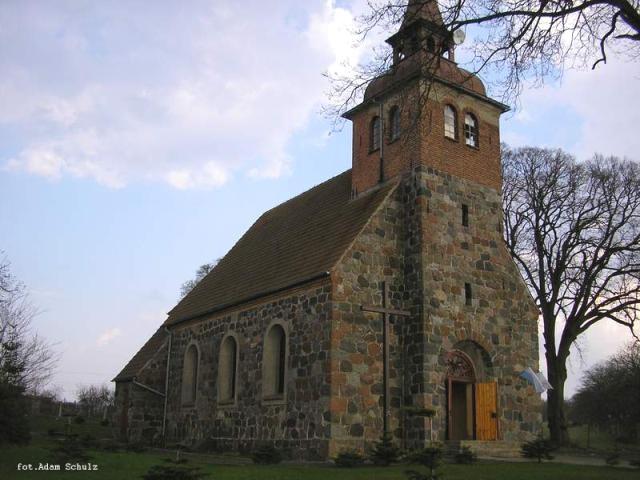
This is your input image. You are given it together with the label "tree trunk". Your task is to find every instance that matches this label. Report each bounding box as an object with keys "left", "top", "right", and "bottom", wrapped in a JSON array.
[{"left": 546, "top": 356, "right": 570, "bottom": 445}]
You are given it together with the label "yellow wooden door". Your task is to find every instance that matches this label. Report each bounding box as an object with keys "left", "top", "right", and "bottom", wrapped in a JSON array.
[{"left": 475, "top": 382, "right": 498, "bottom": 440}]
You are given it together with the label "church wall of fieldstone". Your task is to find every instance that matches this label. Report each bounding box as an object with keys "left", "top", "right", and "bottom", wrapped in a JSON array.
[
  {"left": 329, "top": 185, "right": 408, "bottom": 455},
  {"left": 114, "top": 340, "right": 168, "bottom": 444},
  {"left": 163, "top": 281, "right": 333, "bottom": 460},
  {"left": 328, "top": 165, "right": 541, "bottom": 456},
  {"left": 407, "top": 165, "right": 542, "bottom": 444}
]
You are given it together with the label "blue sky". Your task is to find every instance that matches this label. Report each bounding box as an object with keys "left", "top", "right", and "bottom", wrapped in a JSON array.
[{"left": 1, "top": 0, "right": 638, "bottom": 399}]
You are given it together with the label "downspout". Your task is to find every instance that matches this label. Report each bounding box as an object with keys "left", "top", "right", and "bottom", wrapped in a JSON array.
[
  {"left": 162, "top": 326, "right": 172, "bottom": 439},
  {"left": 378, "top": 99, "right": 385, "bottom": 184}
]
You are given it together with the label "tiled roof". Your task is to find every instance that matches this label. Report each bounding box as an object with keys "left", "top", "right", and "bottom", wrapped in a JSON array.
[
  {"left": 113, "top": 327, "right": 167, "bottom": 382},
  {"left": 165, "top": 169, "right": 396, "bottom": 326}
]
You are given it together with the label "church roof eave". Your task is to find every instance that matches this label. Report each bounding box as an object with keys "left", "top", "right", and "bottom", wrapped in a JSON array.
[{"left": 343, "top": 72, "right": 509, "bottom": 120}]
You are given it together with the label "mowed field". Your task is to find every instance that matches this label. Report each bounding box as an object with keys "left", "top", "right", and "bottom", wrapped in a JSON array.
[{"left": 0, "top": 416, "right": 637, "bottom": 480}]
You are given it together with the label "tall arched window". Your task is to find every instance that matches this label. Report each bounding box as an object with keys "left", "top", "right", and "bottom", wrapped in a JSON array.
[
  {"left": 389, "top": 106, "right": 400, "bottom": 141},
  {"left": 181, "top": 344, "right": 199, "bottom": 405},
  {"left": 370, "top": 116, "right": 381, "bottom": 151},
  {"left": 464, "top": 113, "right": 478, "bottom": 147},
  {"left": 263, "top": 324, "right": 287, "bottom": 399},
  {"left": 444, "top": 105, "right": 457, "bottom": 139},
  {"left": 218, "top": 335, "right": 238, "bottom": 403}
]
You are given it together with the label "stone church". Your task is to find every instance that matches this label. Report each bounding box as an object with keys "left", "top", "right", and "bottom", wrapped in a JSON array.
[{"left": 114, "top": 1, "right": 542, "bottom": 460}]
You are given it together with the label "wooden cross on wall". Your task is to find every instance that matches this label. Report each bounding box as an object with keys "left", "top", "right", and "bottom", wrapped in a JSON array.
[{"left": 361, "top": 280, "right": 411, "bottom": 436}]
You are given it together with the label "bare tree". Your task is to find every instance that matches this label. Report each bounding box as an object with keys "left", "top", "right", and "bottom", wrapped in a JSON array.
[
  {"left": 327, "top": 0, "right": 640, "bottom": 118},
  {"left": 502, "top": 146, "right": 640, "bottom": 444},
  {"left": 0, "top": 257, "right": 58, "bottom": 393},
  {"left": 76, "top": 384, "right": 114, "bottom": 418},
  {"left": 179, "top": 261, "right": 219, "bottom": 299}
]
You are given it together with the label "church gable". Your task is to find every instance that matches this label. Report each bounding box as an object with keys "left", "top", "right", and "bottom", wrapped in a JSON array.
[{"left": 166, "top": 170, "right": 396, "bottom": 326}]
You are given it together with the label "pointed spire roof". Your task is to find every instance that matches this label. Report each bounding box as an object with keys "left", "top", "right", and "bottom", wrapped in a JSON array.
[{"left": 401, "top": 0, "right": 444, "bottom": 28}]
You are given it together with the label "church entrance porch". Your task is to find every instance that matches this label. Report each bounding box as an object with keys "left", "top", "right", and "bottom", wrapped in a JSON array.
[{"left": 445, "top": 349, "right": 499, "bottom": 441}]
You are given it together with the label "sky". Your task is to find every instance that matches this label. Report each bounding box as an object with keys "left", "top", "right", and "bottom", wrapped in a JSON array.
[{"left": 0, "top": 0, "right": 638, "bottom": 401}]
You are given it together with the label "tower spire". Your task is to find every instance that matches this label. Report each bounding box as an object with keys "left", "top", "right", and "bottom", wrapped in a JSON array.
[{"left": 401, "top": 0, "right": 444, "bottom": 29}]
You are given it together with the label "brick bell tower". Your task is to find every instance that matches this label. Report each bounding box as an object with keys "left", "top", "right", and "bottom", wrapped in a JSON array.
[
  {"left": 343, "top": 0, "right": 509, "bottom": 197},
  {"left": 342, "top": 1, "right": 542, "bottom": 449}
]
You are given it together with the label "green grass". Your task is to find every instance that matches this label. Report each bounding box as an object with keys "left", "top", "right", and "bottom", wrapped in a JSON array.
[
  {"left": 1, "top": 441, "right": 637, "bottom": 480},
  {"left": 565, "top": 425, "right": 640, "bottom": 453},
  {"left": 0, "top": 416, "right": 635, "bottom": 480}
]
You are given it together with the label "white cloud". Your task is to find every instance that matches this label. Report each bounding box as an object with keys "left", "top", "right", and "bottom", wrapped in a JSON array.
[
  {"left": 96, "top": 327, "right": 122, "bottom": 347},
  {"left": 0, "top": 0, "right": 364, "bottom": 189},
  {"left": 503, "top": 54, "right": 640, "bottom": 161}
]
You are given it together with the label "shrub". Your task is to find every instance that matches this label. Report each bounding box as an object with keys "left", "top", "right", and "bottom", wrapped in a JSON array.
[
  {"left": 405, "top": 444, "right": 444, "bottom": 480},
  {"left": 126, "top": 442, "right": 147, "bottom": 453},
  {"left": 100, "top": 439, "right": 122, "bottom": 452},
  {"left": 100, "top": 419, "right": 110, "bottom": 427},
  {"left": 74, "top": 415, "right": 85, "bottom": 424},
  {"left": 521, "top": 437, "right": 554, "bottom": 463},
  {"left": 50, "top": 435, "right": 92, "bottom": 464},
  {"left": 605, "top": 451, "right": 620, "bottom": 466},
  {"left": 453, "top": 446, "right": 477, "bottom": 464},
  {"left": 47, "top": 428, "right": 60, "bottom": 437},
  {"left": 141, "top": 465, "right": 207, "bottom": 480},
  {"left": 251, "top": 444, "right": 283, "bottom": 464},
  {"left": 194, "top": 438, "right": 227, "bottom": 454},
  {"left": 370, "top": 433, "right": 402, "bottom": 466},
  {"left": 629, "top": 457, "right": 640, "bottom": 468},
  {"left": 334, "top": 450, "right": 365, "bottom": 468},
  {"left": 80, "top": 434, "right": 98, "bottom": 448},
  {"left": 0, "top": 381, "right": 31, "bottom": 446}
]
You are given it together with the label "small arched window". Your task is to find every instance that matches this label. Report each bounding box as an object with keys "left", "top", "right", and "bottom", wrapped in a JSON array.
[
  {"left": 370, "top": 116, "right": 381, "bottom": 151},
  {"left": 181, "top": 344, "right": 199, "bottom": 405},
  {"left": 389, "top": 106, "right": 400, "bottom": 141},
  {"left": 218, "top": 335, "right": 238, "bottom": 403},
  {"left": 263, "top": 324, "right": 287, "bottom": 399},
  {"left": 444, "top": 105, "right": 457, "bottom": 139},
  {"left": 426, "top": 36, "right": 436, "bottom": 53},
  {"left": 464, "top": 113, "right": 478, "bottom": 147}
]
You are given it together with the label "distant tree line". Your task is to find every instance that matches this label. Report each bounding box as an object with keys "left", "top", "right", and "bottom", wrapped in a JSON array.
[{"left": 568, "top": 343, "right": 640, "bottom": 443}]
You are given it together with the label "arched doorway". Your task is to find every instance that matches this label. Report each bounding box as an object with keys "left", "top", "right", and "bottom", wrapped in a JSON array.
[
  {"left": 445, "top": 350, "right": 475, "bottom": 440},
  {"left": 445, "top": 349, "right": 499, "bottom": 441}
]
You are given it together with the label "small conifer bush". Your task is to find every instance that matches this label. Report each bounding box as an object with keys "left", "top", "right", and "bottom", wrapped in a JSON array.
[
  {"left": 251, "top": 444, "right": 283, "bottom": 464},
  {"left": 334, "top": 450, "right": 365, "bottom": 468},
  {"left": 142, "top": 465, "right": 207, "bottom": 480},
  {"left": 370, "top": 433, "right": 402, "bottom": 466},
  {"left": 50, "top": 435, "right": 92, "bottom": 464},
  {"left": 454, "top": 445, "right": 477, "bottom": 464},
  {"left": 405, "top": 443, "right": 444, "bottom": 480},
  {"left": 520, "top": 437, "right": 554, "bottom": 463}
]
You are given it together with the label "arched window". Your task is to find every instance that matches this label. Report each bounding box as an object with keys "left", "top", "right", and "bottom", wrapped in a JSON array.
[
  {"left": 389, "top": 106, "right": 400, "bottom": 141},
  {"left": 181, "top": 344, "right": 199, "bottom": 405},
  {"left": 444, "top": 105, "right": 457, "bottom": 139},
  {"left": 464, "top": 113, "right": 478, "bottom": 147},
  {"left": 370, "top": 116, "right": 381, "bottom": 151},
  {"left": 263, "top": 324, "right": 287, "bottom": 399},
  {"left": 426, "top": 36, "right": 436, "bottom": 53},
  {"left": 218, "top": 335, "right": 238, "bottom": 403}
]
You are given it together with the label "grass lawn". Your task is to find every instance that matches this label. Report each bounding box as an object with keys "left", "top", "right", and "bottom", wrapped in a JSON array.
[
  {"left": 565, "top": 425, "right": 640, "bottom": 454},
  {"left": 1, "top": 417, "right": 636, "bottom": 479},
  {"left": 1, "top": 441, "right": 638, "bottom": 480}
]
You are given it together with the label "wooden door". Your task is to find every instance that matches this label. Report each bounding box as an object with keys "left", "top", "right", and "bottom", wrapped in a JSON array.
[{"left": 475, "top": 382, "right": 498, "bottom": 440}]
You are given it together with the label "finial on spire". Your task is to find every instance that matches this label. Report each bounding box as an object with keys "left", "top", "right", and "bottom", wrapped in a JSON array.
[{"left": 402, "top": 0, "right": 444, "bottom": 28}]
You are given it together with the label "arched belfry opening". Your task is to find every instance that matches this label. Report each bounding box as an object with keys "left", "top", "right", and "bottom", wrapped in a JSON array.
[{"left": 445, "top": 346, "right": 499, "bottom": 441}]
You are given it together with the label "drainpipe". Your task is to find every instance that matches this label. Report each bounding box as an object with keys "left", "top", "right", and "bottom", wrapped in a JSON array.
[
  {"left": 378, "top": 99, "right": 385, "bottom": 184},
  {"left": 162, "top": 326, "right": 172, "bottom": 439}
]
